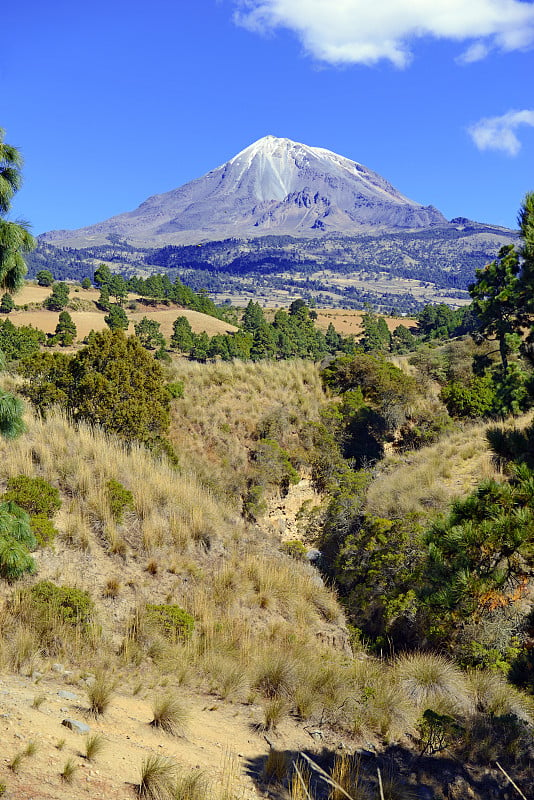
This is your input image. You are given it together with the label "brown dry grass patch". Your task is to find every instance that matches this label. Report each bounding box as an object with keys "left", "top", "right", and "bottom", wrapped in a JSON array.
[{"left": 314, "top": 308, "right": 418, "bottom": 336}]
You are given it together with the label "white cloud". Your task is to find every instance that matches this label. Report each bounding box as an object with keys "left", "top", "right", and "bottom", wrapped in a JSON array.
[
  {"left": 468, "top": 110, "right": 534, "bottom": 156},
  {"left": 456, "top": 41, "right": 491, "bottom": 64},
  {"left": 233, "top": 0, "right": 534, "bottom": 67}
]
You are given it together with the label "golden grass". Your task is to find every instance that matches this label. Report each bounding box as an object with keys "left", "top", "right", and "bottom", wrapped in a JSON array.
[
  {"left": 365, "top": 419, "right": 505, "bottom": 520},
  {"left": 1, "top": 281, "right": 237, "bottom": 342},
  {"left": 168, "top": 358, "right": 327, "bottom": 498},
  {"left": 314, "top": 309, "right": 418, "bottom": 337}
]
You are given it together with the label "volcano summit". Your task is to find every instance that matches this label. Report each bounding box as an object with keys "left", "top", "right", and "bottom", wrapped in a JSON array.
[{"left": 42, "top": 136, "right": 447, "bottom": 247}]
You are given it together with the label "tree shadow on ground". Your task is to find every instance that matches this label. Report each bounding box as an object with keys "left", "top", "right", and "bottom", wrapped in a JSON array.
[{"left": 244, "top": 742, "right": 519, "bottom": 800}]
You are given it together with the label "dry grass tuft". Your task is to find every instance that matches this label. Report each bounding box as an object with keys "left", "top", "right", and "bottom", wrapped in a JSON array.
[
  {"left": 254, "top": 653, "right": 297, "bottom": 699},
  {"left": 261, "top": 697, "right": 290, "bottom": 731},
  {"left": 136, "top": 753, "right": 177, "bottom": 799},
  {"left": 172, "top": 769, "right": 210, "bottom": 800},
  {"left": 150, "top": 694, "right": 188, "bottom": 736},
  {"left": 365, "top": 419, "right": 505, "bottom": 520},
  {"left": 466, "top": 670, "right": 534, "bottom": 722},
  {"left": 84, "top": 732, "right": 106, "bottom": 761},
  {"left": 86, "top": 670, "right": 115, "bottom": 716},
  {"left": 263, "top": 749, "right": 289, "bottom": 783},
  {"left": 395, "top": 652, "right": 471, "bottom": 713}
]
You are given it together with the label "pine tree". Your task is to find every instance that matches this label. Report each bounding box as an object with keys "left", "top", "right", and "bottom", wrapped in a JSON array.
[
  {"left": 469, "top": 244, "right": 526, "bottom": 375},
  {"left": 0, "top": 128, "right": 35, "bottom": 292}
]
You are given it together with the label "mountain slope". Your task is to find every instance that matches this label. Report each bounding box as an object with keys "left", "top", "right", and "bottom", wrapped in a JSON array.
[{"left": 41, "top": 135, "right": 446, "bottom": 247}]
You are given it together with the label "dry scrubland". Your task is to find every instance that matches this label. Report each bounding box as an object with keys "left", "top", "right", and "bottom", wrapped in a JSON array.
[{"left": 1, "top": 355, "right": 533, "bottom": 797}]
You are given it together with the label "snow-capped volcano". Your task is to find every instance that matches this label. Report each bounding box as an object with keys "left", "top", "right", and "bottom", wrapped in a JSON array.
[{"left": 41, "top": 135, "right": 446, "bottom": 247}]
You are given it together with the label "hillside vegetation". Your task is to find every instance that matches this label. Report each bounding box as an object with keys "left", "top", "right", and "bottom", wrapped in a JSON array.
[{"left": 2, "top": 175, "right": 534, "bottom": 798}]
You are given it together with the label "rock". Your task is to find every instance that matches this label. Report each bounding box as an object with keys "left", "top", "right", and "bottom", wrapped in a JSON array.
[
  {"left": 62, "top": 718, "right": 90, "bottom": 734},
  {"left": 58, "top": 690, "right": 78, "bottom": 701}
]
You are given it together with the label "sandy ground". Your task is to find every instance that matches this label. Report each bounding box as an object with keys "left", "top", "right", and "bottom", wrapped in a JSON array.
[{"left": 0, "top": 668, "right": 320, "bottom": 800}]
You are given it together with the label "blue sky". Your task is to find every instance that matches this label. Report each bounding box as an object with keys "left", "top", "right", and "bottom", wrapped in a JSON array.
[{"left": 2, "top": 0, "right": 533, "bottom": 235}]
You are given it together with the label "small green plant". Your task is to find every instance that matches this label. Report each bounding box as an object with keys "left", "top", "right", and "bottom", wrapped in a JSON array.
[
  {"left": 105, "top": 479, "right": 134, "bottom": 522},
  {"left": 84, "top": 732, "right": 106, "bottom": 761},
  {"left": 28, "top": 581, "right": 94, "bottom": 627},
  {"left": 32, "top": 692, "right": 46, "bottom": 709},
  {"left": 87, "top": 671, "right": 114, "bottom": 716},
  {"left": 24, "top": 741, "right": 38, "bottom": 757},
  {"left": 29, "top": 514, "right": 59, "bottom": 546},
  {"left": 145, "top": 603, "right": 195, "bottom": 642},
  {"left": 55, "top": 738, "right": 66, "bottom": 750},
  {"left": 166, "top": 381, "right": 184, "bottom": 399},
  {"left": 0, "top": 781, "right": 6, "bottom": 796},
  {"left": 418, "top": 708, "right": 464, "bottom": 755},
  {"left": 136, "top": 753, "right": 177, "bottom": 799},
  {"left": 4, "top": 474, "right": 61, "bottom": 517},
  {"left": 8, "top": 740, "right": 37, "bottom": 772},
  {"left": 280, "top": 540, "right": 307, "bottom": 560},
  {"left": 150, "top": 694, "right": 188, "bottom": 736},
  {"left": 60, "top": 757, "right": 78, "bottom": 783},
  {"left": 8, "top": 752, "right": 24, "bottom": 773}
]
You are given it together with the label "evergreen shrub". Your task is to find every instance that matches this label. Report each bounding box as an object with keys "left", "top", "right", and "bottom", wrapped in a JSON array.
[{"left": 145, "top": 603, "right": 195, "bottom": 641}]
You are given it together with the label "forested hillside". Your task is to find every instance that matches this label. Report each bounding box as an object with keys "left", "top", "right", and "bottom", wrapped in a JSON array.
[{"left": 2, "top": 129, "right": 534, "bottom": 800}]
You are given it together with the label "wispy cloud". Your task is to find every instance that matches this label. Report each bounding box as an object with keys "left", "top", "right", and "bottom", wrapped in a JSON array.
[
  {"left": 233, "top": 0, "right": 534, "bottom": 67},
  {"left": 468, "top": 110, "right": 534, "bottom": 156}
]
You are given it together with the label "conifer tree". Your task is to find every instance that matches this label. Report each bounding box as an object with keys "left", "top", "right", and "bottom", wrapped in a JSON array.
[{"left": 0, "top": 127, "right": 35, "bottom": 293}]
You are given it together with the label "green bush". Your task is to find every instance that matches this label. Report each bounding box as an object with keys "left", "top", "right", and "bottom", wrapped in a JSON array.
[
  {"left": 145, "top": 603, "right": 195, "bottom": 641},
  {"left": 251, "top": 438, "right": 300, "bottom": 492},
  {"left": 28, "top": 581, "right": 94, "bottom": 627},
  {"left": 280, "top": 540, "right": 307, "bottom": 561},
  {"left": 242, "top": 483, "right": 267, "bottom": 521},
  {"left": 166, "top": 381, "right": 184, "bottom": 399},
  {"left": 0, "top": 501, "right": 37, "bottom": 581},
  {"left": 440, "top": 375, "right": 496, "bottom": 419},
  {"left": 4, "top": 474, "right": 61, "bottom": 518},
  {"left": 0, "top": 293, "right": 14, "bottom": 313},
  {"left": 105, "top": 479, "right": 133, "bottom": 522},
  {"left": 30, "top": 514, "right": 59, "bottom": 547}
]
